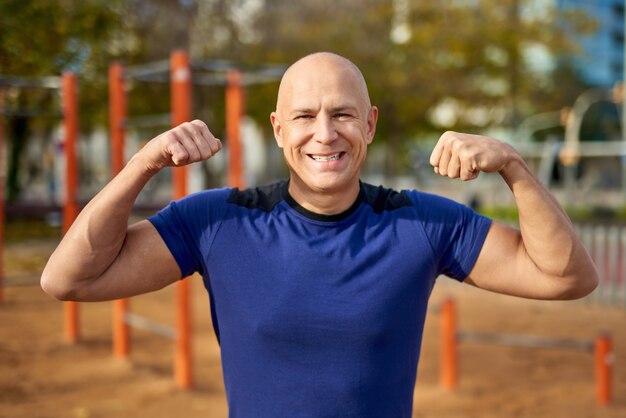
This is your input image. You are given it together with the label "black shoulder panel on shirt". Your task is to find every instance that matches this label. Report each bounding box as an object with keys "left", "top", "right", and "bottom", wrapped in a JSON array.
[
  {"left": 227, "top": 180, "right": 413, "bottom": 215},
  {"left": 360, "top": 182, "right": 413, "bottom": 213},
  {"left": 227, "top": 180, "right": 287, "bottom": 212}
]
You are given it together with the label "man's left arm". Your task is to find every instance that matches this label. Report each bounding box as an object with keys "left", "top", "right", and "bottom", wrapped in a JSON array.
[{"left": 430, "top": 131, "right": 598, "bottom": 300}]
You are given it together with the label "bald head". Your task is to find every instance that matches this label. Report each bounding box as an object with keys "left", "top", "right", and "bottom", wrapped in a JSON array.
[
  {"left": 268, "top": 52, "right": 379, "bottom": 211},
  {"left": 275, "top": 52, "right": 372, "bottom": 114}
]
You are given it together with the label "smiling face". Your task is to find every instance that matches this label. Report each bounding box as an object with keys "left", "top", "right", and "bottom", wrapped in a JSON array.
[{"left": 270, "top": 53, "right": 378, "bottom": 213}]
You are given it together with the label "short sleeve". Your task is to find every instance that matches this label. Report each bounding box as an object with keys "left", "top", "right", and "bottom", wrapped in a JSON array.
[
  {"left": 148, "top": 187, "right": 231, "bottom": 278},
  {"left": 407, "top": 191, "right": 492, "bottom": 281}
]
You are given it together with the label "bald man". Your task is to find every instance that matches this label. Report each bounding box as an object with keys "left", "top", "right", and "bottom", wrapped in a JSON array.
[{"left": 42, "top": 52, "right": 597, "bottom": 417}]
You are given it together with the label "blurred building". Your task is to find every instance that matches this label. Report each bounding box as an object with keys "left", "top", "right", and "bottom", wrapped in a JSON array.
[{"left": 557, "top": 0, "right": 625, "bottom": 87}]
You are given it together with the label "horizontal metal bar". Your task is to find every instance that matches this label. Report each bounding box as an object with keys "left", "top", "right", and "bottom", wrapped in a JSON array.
[
  {"left": 121, "top": 59, "right": 286, "bottom": 86},
  {"left": 0, "top": 75, "right": 62, "bottom": 89},
  {"left": 124, "top": 113, "right": 171, "bottom": 129},
  {"left": 514, "top": 142, "right": 559, "bottom": 158},
  {"left": 190, "top": 59, "right": 235, "bottom": 72},
  {"left": 458, "top": 331, "right": 594, "bottom": 352},
  {"left": 190, "top": 59, "right": 285, "bottom": 72},
  {"left": 124, "top": 60, "right": 171, "bottom": 80},
  {"left": 124, "top": 312, "right": 176, "bottom": 339},
  {"left": 515, "top": 141, "right": 626, "bottom": 159},
  {"left": 131, "top": 74, "right": 171, "bottom": 83},
  {"left": 566, "top": 141, "right": 626, "bottom": 157},
  {"left": 241, "top": 72, "right": 283, "bottom": 86},
  {"left": 192, "top": 73, "right": 227, "bottom": 86},
  {"left": 0, "top": 276, "right": 41, "bottom": 287},
  {"left": 0, "top": 109, "right": 63, "bottom": 118},
  {"left": 193, "top": 71, "right": 283, "bottom": 87},
  {"left": 255, "top": 65, "right": 287, "bottom": 78}
]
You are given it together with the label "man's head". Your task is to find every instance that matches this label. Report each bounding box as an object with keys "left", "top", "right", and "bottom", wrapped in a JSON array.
[
  {"left": 270, "top": 52, "right": 378, "bottom": 208},
  {"left": 275, "top": 52, "right": 372, "bottom": 111}
]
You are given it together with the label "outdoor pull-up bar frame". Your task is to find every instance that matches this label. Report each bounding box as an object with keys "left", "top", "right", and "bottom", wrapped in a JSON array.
[
  {"left": 0, "top": 75, "right": 78, "bottom": 322},
  {"left": 108, "top": 49, "right": 260, "bottom": 390},
  {"left": 171, "top": 50, "right": 193, "bottom": 390},
  {"left": 226, "top": 69, "right": 244, "bottom": 188},
  {"left": 0, "top": 89, "right": 4, "bottom": 303},
  {"left": 109, "top": 62, "right": 128, "bottom": 360},
  {"left": 440, "top": 299, "right": 613, "bottom": 406},
  {"left": 108, "top": 51, "right": 196, "bottom": 389},
  {"left": 0, "top": 75, "right": 62, "bottom": 89},
  {"left": 61, "top": 73, "right": 80, "bottom": 344}
]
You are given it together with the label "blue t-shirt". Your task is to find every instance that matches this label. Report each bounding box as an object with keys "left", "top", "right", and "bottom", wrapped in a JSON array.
[{"left": 149, "top": 180, "right": 492, "bottom": 418}]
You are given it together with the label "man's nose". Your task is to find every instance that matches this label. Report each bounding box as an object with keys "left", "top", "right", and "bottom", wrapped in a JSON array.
[{"left": 313, "top": 115, "right": 338, "bottom": 144}]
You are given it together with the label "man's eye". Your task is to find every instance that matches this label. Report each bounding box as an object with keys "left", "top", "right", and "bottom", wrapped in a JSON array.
[
  {"left": 336, "top": 113, "right": 353, "bottom": 119},
  {"left": 295, "top": 115, "right": 313, "bottom": 120}
]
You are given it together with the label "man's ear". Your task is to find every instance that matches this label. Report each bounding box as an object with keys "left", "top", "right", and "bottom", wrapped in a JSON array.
[
  {"left": 270, "top": 112, "right": 284, "bottom": 148},
  {"left": 366, "top": 106, "right": 379, "bottom": 145}
]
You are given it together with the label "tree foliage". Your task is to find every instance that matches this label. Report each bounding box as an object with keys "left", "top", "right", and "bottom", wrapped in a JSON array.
[
  {"left": 0, "top": 0, "right": 131, "bottom": 200},
  {"left": 0, "top": 0, "right": 599, "bottom": 196},
  {"left": 188, "top": 0, "right": 597, "bottom": 172}
]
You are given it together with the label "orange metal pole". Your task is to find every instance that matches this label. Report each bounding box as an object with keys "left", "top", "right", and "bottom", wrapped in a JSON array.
[
  {"left": 62, "top": 72, "right": 80, "bottom": 344},
  {"left": 226, "top": 69, "right": 244, "bottom": 188},
  {"left": 109, "top": 63, "right": 130, "bottom": 359},
  {"left": 171, "top": 50, "right": 191, "bottom": 198},
  {"left": 595, "top": 334, "right": 612, "bottom": 406},
  {"left": 109, "top": 63, "right": 126, "bottom": 178},
  {"left": 170, "top": 50, "right": 193, "bottom": 390},
  {"left": 0, "top": 89, "right": 4, "bottom": 304},
  {"left": 440, "top": 298, "right": 458, "bottom": 391}
]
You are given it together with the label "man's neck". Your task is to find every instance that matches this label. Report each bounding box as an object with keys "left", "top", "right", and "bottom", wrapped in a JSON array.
[{"left": 287, "top": 179, "right": 361, "bottom": 216}]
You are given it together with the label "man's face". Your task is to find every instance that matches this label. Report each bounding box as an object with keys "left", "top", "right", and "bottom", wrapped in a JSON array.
[{"left": 270, "top": 55, "right": 378, "bottom": 197}]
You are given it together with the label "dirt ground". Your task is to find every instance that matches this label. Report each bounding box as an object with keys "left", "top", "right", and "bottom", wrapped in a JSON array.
[{"left": 1, "top": 238, "right": 625, "bottom": 418}]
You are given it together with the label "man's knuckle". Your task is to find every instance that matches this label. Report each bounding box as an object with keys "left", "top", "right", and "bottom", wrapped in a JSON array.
[{"left": 451, "top": 140, "right": 465, "bottom": 153}]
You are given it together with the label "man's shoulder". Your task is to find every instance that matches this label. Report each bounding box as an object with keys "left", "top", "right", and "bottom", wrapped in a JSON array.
[
  {"left": 359, "top": 182, "right": 414, "bottom": 214},
  {"left": 226, "top": 180, "right": 287, "bottom": 212},
  {"left": 360, "top": 182, "right": 472, "bottom": 215}
]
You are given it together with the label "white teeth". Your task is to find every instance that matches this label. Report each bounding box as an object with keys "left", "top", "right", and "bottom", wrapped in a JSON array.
[{"left": 310, "top": 153, "right": 342, "bottom": 161}]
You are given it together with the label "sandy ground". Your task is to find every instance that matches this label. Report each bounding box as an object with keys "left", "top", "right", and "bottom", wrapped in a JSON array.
[{"left": 1, "top": 239, "right": 625, "bottom": 418}]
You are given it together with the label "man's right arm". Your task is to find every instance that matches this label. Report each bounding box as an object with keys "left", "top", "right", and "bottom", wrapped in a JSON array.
[{"left": 41, "top": 120, "right": 221, "bottom": 302}]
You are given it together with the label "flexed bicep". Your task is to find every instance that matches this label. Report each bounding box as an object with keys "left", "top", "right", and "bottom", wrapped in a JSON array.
[
  {"left": 56, "top": 221, "right": 182, "bottom": 302},
  {"left": 41, "top": 120, "right": 217, "bottom": 302}
]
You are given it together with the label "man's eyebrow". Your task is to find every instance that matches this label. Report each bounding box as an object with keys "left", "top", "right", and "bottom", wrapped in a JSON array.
[
  {"left": 329, "top": 105, "right": 358, "bottom": 113},
  {"left": 289, "top": 107, "right": 317, "bottom": 115},
  {"left": 289, "top": 105, "right": 358, "bottom": 114}
]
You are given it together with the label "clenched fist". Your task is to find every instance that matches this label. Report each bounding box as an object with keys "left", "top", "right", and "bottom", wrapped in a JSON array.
[
  {"left": 137, "top": 120, "right": 222, "bottom": 175},
  {"left": 429, "top": 131, "right": 520, "bottom": 181}
]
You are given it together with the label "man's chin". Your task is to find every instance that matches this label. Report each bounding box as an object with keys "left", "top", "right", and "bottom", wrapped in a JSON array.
[{"left": 299, "top": 176, "right": 355, "bottom": 194}]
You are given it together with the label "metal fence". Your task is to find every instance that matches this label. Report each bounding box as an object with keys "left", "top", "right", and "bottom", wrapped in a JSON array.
[{"left": 576, "top": 223, "right": 626, "bottom": 307}]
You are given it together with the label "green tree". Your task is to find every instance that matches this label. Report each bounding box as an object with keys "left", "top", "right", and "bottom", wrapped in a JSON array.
[
  {"left": 188, "top": 0, "right": 596, "bottom": 176},
  {"left": 2, "top": 0, "right": 595, "bottom": 196},
  {"left": 0, "top": 0, "right": 130, "bottom": 200}
]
